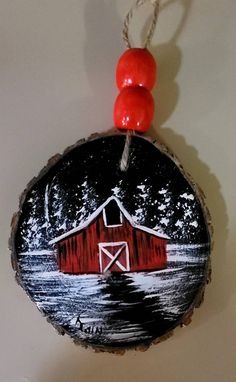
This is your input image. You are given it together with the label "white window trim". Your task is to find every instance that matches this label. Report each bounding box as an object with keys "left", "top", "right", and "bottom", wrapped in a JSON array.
[{"left": 102, "top": 207, "right": 123, "bottom": 228}]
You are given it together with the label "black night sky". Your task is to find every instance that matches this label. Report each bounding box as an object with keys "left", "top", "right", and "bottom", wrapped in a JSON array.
[{"left": 16, "top": 134, "right": 210, "bottom": 252}]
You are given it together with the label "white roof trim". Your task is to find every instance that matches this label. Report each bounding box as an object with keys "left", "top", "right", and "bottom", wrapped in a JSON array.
[{"left": 49, "top": 196, "right": 170, "bottom": 244}]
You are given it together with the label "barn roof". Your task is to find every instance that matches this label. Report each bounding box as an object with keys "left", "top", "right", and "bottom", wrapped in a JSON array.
[{"left": 49, "top": 196, "right": 170, "bottom": 244}]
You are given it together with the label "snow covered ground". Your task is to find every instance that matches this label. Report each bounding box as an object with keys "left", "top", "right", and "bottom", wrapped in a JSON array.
[{"left": 18, "top": 244, "right": 209, "bottom": 347}]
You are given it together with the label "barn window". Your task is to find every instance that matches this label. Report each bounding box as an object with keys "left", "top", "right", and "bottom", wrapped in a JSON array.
[{"left": 103, "top": 200, "right": 123, "bottom": 227}]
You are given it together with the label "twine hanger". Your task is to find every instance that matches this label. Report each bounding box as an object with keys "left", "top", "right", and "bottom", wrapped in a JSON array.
[{"left": 120, "top": 0, "right": 160, "bottom": 172}]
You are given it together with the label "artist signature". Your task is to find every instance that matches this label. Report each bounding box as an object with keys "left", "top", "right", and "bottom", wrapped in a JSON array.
[{"left": 75, "top": 314, "right": 103, "bottom": 335}]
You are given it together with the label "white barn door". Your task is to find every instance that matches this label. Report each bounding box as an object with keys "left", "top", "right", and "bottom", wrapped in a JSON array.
[{"left": 98, "top": 242, "right": 130, "bottom": 273}]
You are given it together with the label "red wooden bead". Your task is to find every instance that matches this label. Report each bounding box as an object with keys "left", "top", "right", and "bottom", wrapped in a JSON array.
[
  {"left": 114, "top": 87, "right": 154, "bottom": 132},
  {"left": 116, "top": 48, "right": 157, "bottom": 91}
]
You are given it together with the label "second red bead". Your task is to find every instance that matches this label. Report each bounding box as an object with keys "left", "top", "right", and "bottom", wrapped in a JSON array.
[{"left": 113, "top": 87, "right": 154, "bottom": 133}]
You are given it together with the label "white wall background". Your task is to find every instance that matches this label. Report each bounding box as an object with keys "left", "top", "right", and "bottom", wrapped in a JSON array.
[{"left": 0, "top": 1, "right": 235, "bottom": 381}]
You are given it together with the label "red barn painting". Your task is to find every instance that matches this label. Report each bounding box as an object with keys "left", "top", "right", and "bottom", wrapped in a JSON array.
[{"left": 49, "top": 196, "right": 169, "bottom": 274}]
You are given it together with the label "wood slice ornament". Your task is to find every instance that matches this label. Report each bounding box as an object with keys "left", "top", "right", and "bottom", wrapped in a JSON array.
[{"left": 10, "top": 0, "right": 212, "bottom": 352}]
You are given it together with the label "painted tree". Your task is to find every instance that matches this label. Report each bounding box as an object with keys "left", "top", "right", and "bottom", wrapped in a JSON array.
[
  {"left": 173, "top": 192, "right": 201, "bottom": 243},
  {"left": 48, "top": 175, "right": 100, "bottom": 239},
  {"left": 153, "top": 183, "right": 175, "bottom": 236},
  {"left": 131, "top": 183, "right": 152, "bottom": 225},
  {"left": 18, "top": 189, "right": 47, "bottom": 251},
  {"left": 49, "top": 180, "right": 70, "bottom": 238},
  {"left": 155, "top": 188, "right": 202, "bottom": 243},
  {"left": 74, "top": 177, "right": 100, "bottom": 226}
]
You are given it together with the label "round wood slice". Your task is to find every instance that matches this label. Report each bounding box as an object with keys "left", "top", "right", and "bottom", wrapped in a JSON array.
[{"left": 10, "top": 131, "right": 212, "bottom": 352}]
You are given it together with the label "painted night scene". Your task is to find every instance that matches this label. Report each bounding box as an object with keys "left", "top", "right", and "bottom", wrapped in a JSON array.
[{"left": 13, "top": 134, "right": 211, "bottom": 349}]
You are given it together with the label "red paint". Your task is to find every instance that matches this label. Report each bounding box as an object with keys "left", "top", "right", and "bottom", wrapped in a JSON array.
[
  {"left": 113, "top": 87, "right": 154, "bottom": 132},
  {"left": 56, "top": 211, "right": 167, "bottom": 274},
  {"left": 116, "top": 48, "right": 157, "bottom": 91}
]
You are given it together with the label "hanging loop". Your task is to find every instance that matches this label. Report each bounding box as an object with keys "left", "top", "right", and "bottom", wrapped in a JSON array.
[
  {"left": 120, "top": 1, "right": 160, "bottom": 172},
  {"left": 120, "top": 130, "right": 134, "bottom": 172},
  {"left": 122, "top": 0, "right": 160, "bottom": 49}
]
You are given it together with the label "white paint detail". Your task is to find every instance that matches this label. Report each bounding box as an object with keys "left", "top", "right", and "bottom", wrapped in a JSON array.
[
  {"left": 184, "top": 211, "right": 192, "bottom": 217},
  {"left": 158, "top": 204, "right": 167, "bottom": 211},
  {"left": 160, "top": 217, "right": 169, "bottom": 226},
  {"left": 175, "top": 220, "right": 183, "bottom": 228},
  {"left": 49, "top": 196, "right": 170, "bottom": 244},
  {"left": 111, "top": 186, "right": 120, "bottom": 196},
  {"left": 159, "top": 189, "right": 167, "bottom": 194},
  {"left": 180, "top": 193, "right": 195, "bottom": 200},
  {"left": 133, "top": 208, "right": 143, "bottom": 216},
  {"left": 167, "top": 243, "right": 206, "bottom": 250},
  {"left": 19, "top": 250, "right": 54, "bottom": 256},
  {"left": 140, "top": 193, "right": 148, "bottom": 199},
  {"left": 190, "top": 220, "right": 198, "bottom": 228},
  {"left": 44, "top": 182, "right": 51, "bottom": 228},
  {"left": 58, "top": 222, "right": 67, "bottom": 230},
  {"left": 137, "top": 185, "right": 146, "bottom": 192}
]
